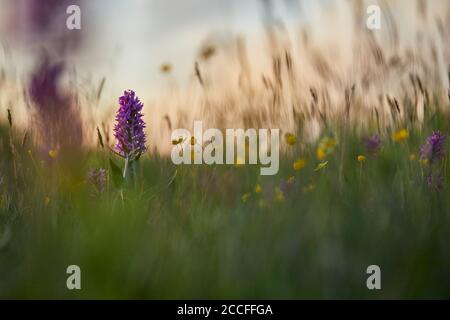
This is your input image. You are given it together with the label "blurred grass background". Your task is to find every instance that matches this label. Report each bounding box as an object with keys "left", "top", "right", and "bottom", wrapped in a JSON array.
[{"left": 1, "top": 115, "right": 450, "bottom": 299}]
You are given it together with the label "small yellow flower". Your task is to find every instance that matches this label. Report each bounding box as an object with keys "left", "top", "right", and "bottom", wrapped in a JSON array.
[
  {"left": 392, "top": 129, "right": 409, "bottom": 142},
  {"left": 316, "top": 136, "right": 338, "bottom": 160},
  {"left": 274, "top": 187, "right": 285, "bottom": 203},
  {"left": 287, "top": 176, "right": 295, "bottom": 184},
  {"left": 285, "top": 133, "right": 297, "bottom": 146},
  {"left": 255, "top": 184, "right": 262, "bottom": 194},
  {"left": 293, "top": 158, "right": 307, "bottom": 171},
  {"left": 409, "top": 154, "right": 417, "bottom": 161},
  {"left": 316, "top": 148, "right": 326, "bottom": 161},
  {"left": 420, "top": 158, "right": 428, "bottom": 166},
  {"left": 241, "top": 192, "right": 251, "bottom": 203},
  {"left": 357, "top": 155, "right": 366, "bottom": 163},
  {"left": 44, "top": 196, "right": 50, "bottom": 206},
  {"left": 323, "top": 137, "right": 337, "bottom": 149},
  {"left": 48, "top": 149, "right": 58, "bottom": 159},
  {"left": 314, "top": 161, "right": 328, "bottom": 172}
]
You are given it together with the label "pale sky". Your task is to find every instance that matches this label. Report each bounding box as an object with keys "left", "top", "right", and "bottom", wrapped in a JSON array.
[
  {"left": 0, "top": 0, "right": 448, "bottom": 101},
  {"left": 0, "top": 0, "right": 333, "bottom": 95}
]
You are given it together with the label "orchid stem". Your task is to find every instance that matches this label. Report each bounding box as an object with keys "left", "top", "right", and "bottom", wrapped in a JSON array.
[{"left": 123, "top": 155, "right": 130, "bottom": 180}]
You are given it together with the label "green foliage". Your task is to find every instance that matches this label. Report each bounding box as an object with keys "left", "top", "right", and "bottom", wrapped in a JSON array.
[
  {"left": 109, "top": 158, "right": 123, "bottom": 187},
  {"left": 0, "top": 121, "right": 450, "bottom": 299}
]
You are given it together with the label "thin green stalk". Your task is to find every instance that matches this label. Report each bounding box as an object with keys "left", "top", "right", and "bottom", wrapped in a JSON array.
[{"left": 123, "top": 154, "right": 130, "bottom": 180}]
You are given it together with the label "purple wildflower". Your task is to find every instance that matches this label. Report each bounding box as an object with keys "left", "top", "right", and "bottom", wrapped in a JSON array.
[
  {"left": 420, "top": 131, "right": 446, "bottom": 163},
  {"left": 362, "top": 134, "right": 381, "bottom": 155},
  {"left": 29, "top": 58, "right": 66, "bottom": 109},
  {"left": 87, "top": 168, "right": 107, "bottom": 194},
  {"left": 113, "top": 90, "right": 147, "bottom": 159},
  {"left": 27, "top": 0, "right": 69, "bottom": 33},
  {"left": 28, "top": 55, "right": 83, "bottom": 152},
  {"left": 420, "top": 131, "right": 446, "bottom": 191},
  {"left": 27, "top": 0, "right": 83, "bottom": 50}
]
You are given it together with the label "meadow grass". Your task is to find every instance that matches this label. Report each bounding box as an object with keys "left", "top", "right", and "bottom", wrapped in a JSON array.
[{"left": 1, "top": 109, "right": 450, "bottom": 299}]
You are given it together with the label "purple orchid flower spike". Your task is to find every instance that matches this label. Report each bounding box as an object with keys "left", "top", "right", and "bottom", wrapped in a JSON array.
[
  {"left": 113, "top": 90, "right": 147, "bottom": 179},
  {"left": 420, "top": 131, "right": 446, "bottom": 191},
  {"left": 362, "top": 134, "right": 381, "bottom": 155},
  {"left": 420, "top": 131, "right": 446, "bottom": 164}
]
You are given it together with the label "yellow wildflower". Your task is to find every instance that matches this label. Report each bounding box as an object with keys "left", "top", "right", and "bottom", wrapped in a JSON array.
[
  {"left": 48, "top": 149, "right": 58, "bottom": 159},
  {"left": 316, "top": 148, "right": 326, "bottom": 161},
  {"left": 409, "top": 154, "right": 417, "bottom": 161},
  {"left": 316, "top": 136, "right": 338, "bottom": 160},
  {"left": 392, "top": 129, "right": 409, "bottom": 142},
  {"left": 420, "top": 158, "right": 428, "bottom": 166},
  {"left": 293, "top": 158, "right": 307, "bottom": 171},
  {"left": 285, "top": 133, "right": 297, "bottom": 146},
  {"left": 323, "top": 137, "right": 337, "bottom": 149},
  {"left": 255, "top": 184, "right": 262, "bottom": 194},
  {"left": 357, "top": 155, "right": 366, "bottom": 163}
]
